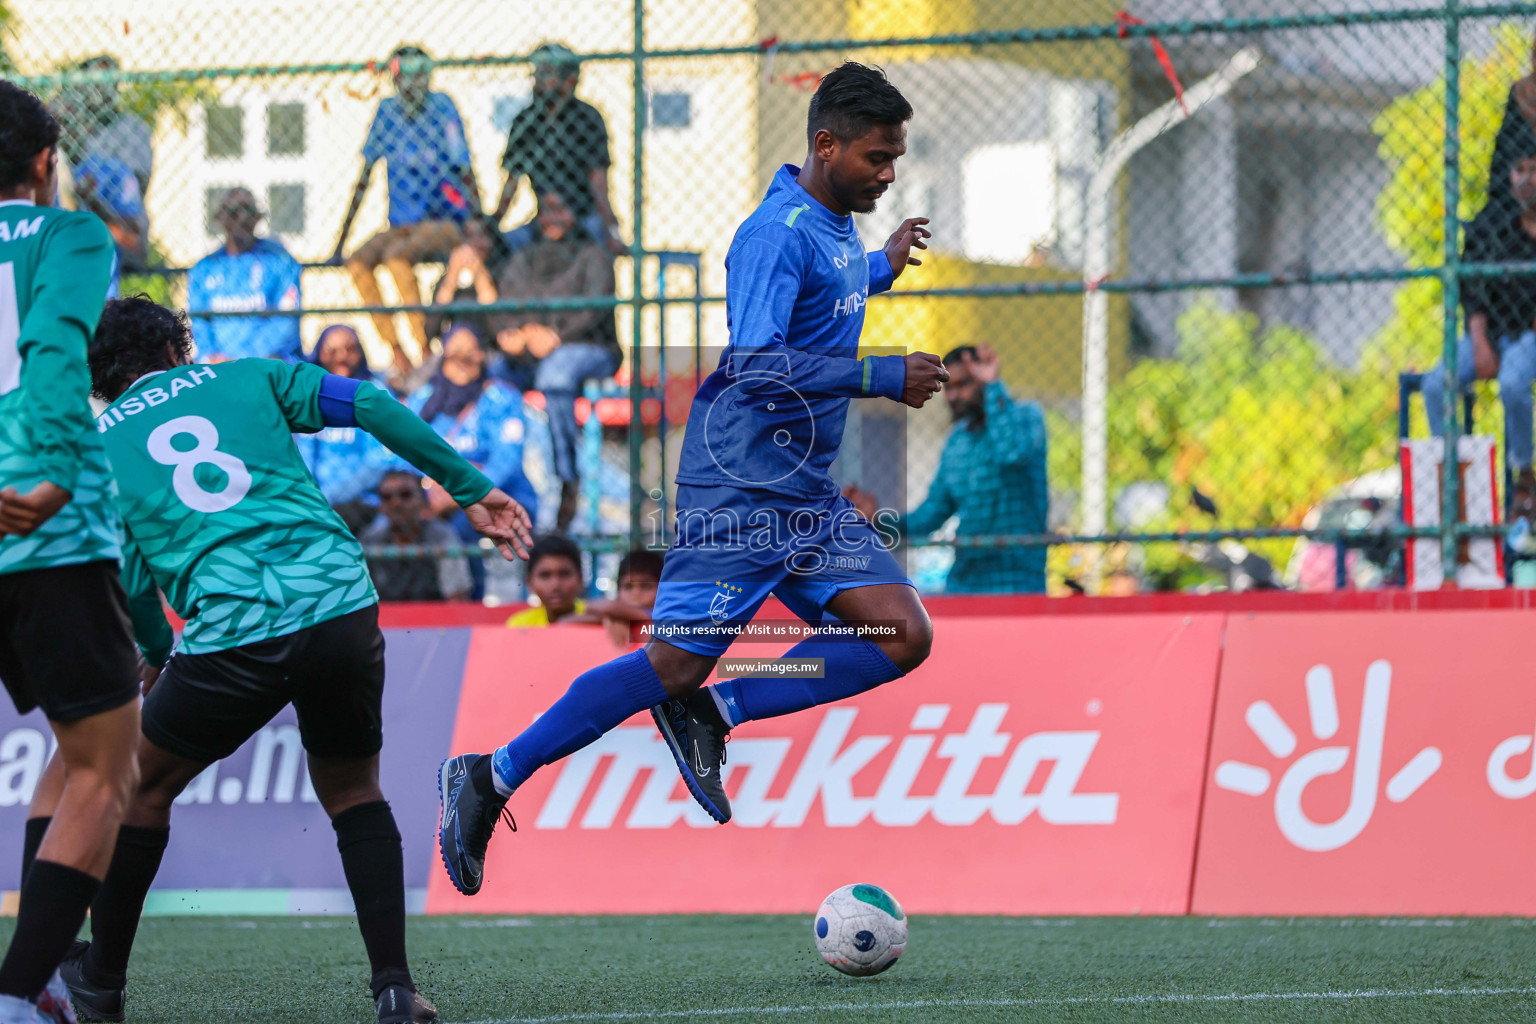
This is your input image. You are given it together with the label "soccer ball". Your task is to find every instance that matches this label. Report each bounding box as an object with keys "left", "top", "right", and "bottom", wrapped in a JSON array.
[{"left": 813, "top": 883, "right": 907, "bottom": 976}]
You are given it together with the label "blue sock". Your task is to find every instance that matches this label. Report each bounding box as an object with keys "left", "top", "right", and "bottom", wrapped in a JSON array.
[
  {"left": 491, "top": 649, "right": 666, "bottom": 796},
  {"left": 709, "top": 639, "right": 904, "bottom": 726}
]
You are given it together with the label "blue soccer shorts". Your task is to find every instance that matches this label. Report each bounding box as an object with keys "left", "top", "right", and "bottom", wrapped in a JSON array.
[{"left": 647, "top": 484, "right": 914, "bottom": 656}]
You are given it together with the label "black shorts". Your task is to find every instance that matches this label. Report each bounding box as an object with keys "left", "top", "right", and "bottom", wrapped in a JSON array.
[
  {"left": 0, "top": 559, "right": 140, "bottom": 722},
  {"left": 142, "top": 604, "right": 386, "bottom": 764}
]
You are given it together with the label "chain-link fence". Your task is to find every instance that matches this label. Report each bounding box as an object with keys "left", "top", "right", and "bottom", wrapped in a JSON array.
[{"left": 6, "top": 0, "right": 1533, "bottom": 597}]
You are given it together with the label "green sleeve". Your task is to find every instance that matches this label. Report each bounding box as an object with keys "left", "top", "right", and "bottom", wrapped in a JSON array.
[
  {"left": 268, "top": 359, "right": 327, "bottom": 432},
  {"left": 19, "top": 214, "right": 114, "bottom": 492},
  {"left": 120, "top": 530, "right": 175, "bottom": 668},
  {"left": 269, "top": 361, "right": 494, "bottom": 507},
  {"left": 352, "top": 384, "right": 495, "bottom": 508}
]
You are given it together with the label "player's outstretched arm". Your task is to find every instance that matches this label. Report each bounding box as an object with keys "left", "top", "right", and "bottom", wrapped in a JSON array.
[{"left": 463, "top": 487, "right": 534, "bottom": 562}]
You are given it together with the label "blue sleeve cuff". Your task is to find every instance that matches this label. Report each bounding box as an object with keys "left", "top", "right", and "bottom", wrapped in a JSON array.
[
  {"left": 866, "top": 250, "right": 895, "bottom": 295},
  {"left": 861, "top": 354, "right": 906, "bottom": 402},
  {"left": 318, "top": 373, "right": 364, "bottom": 427}
]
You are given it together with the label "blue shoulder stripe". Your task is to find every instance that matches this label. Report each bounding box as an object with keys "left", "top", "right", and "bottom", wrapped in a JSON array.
[{"left": 784, "top": 203, "right": 811, "bottom": 227}]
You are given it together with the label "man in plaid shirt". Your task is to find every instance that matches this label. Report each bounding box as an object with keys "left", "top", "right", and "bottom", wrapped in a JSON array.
[{"left": 849, "top": 344, "right": 1048, "bottom": 593}]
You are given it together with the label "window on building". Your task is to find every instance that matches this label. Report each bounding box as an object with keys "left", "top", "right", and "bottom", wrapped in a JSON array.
[
  {"left": 650, "top": 92, "right": 692, "bottom": 129},
  {"left": 268, "top": 183, "right": 306, "bottom": 234},
  {"left": 266, "top": 103, "right": 305, "bottom": 157},
  {"left": 205, "top": 104, "right": 244, "bottom": 159},
  {"left": 962, "top": 142, "right": 1056, "bottom": 266}
]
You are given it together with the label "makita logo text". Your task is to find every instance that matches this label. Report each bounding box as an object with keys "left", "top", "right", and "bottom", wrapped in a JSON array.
[
  {"left": 832, "top": 287, "right": 868, "bottom": 318},
  {"left": 534, "top": 704, "right": 1119, "bottom": 830}
]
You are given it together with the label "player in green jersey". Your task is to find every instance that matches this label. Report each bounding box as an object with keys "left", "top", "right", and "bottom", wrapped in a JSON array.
[
  {"left": 33, "top": 296, "right": 532, "bottom": 1024},
  {"left": 0, "top": 83, "right": 141, "bottom": 1024}
]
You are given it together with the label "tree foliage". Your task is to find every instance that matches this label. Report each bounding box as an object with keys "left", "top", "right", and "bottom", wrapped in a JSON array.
[{"left": 1044, "top": 27, "right": 1529, "bottom": 590}]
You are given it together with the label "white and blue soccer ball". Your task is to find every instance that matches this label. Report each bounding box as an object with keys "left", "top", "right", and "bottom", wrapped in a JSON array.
[{"left": 813, "top": 883, "right": 907, "bottom": 976}]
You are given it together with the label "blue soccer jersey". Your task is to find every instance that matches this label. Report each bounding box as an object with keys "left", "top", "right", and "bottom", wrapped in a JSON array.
[
  {"left": 187, "top": 238, "right": 303, "bottom": 362},
  {"left": 655, "top": 164, "right": 915, "bottom": 654},
  {"left": 362, "top": 93, "right": 473, "bottom": 227},
  {"left": 673, "top": 163, "right": 904, "bottom": 500}
]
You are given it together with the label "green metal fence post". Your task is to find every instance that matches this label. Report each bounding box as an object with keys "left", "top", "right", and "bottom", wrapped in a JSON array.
[
  {"left": 629, "top": 0, "right": 647, "bottom": 546},
  {"left": 1440, "top": 0, "right": 1463, "bottom": 581}
]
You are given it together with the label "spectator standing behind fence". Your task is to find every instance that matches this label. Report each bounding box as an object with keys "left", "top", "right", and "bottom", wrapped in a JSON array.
[
  {"left": 494, "top": 43, "right": 622, "bottom": 254},
  {"left": 490, "top": 188, "right": 620, "bottom": 529},
  {"left": 407, "top": 324, "right": 539, "bottom": 594},
  {"left": 1422, "top": 155, "right": 1536, "bottom": 520},
  {"left": 845, "top": 344, "right": 1048, "bottom": 594},
  {"left": 331, "top": 44, "right": 479, "bottom": 382},
  {"left": 187, "top": 187, "right": 302, "bottom": 362},
  {"left": 53, "top": 54, "right": 152, "bottom": 271},
  {"left": 294, "top": 325, "right": 393, "bottom": 516},
  {"left": 361, "top": 470, "right": 472, "bottom": 601}
]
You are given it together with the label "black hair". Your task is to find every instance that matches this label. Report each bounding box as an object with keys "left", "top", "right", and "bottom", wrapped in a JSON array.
[
  {"left": 379, "top": 469, "right": 423, "bottom": 491},
  {"left": 527, "top": 533, "right": 583, "bottom": 575},
  {"left": 942, "top": 345, "right": 978, "bottom": 367},
  {"left": 90, "top": 296, "right": 193, "bottom": 401},
  {"left": 806, "top": 62, "right": 912, "bottom": 146},
  {"left": 0, "top": 82, "right": 60, "bottom": 191},
  {"left": 616, "top": 548, "right": 664, "bottom": 582}
]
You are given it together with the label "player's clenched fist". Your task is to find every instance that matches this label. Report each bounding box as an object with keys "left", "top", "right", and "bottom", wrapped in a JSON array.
[
  {"left": 900, "top": 352, "right": 949, "bottom": 409},
  {"left": 465, "top": 487, "right": 535, "bottom": 561}
]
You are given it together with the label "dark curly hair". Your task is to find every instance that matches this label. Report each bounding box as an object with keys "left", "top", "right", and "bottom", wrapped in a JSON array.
[
  {"left": 806, "top": 62, "right": 911, "bottom": 146},
  {"left": 0, "top": 81, "right": 60, "bottom": 191},
  {"left": 90, "top": 295, "right": 194, "bottom": 401}
]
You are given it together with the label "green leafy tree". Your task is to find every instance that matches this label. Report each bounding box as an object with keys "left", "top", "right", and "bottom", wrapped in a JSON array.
[
  {"left": 1366, "top": 21, "right": 1528, "bottom": 404},
  {"left": 1047, "top": 303, "right": 1399, "bottom": 586}
]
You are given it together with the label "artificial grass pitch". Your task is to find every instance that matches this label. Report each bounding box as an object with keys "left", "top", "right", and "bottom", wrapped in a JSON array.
[{"left": 4, "top": 915, "right": 1536, "bottom": 1023}]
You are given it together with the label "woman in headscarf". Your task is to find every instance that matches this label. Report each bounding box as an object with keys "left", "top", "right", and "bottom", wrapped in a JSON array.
[
  {"left": 405, "top": 323, "right": 539, "bottom": 594},
  {"left": 292, "top": 324, "right": 395, "bottom": 524}
]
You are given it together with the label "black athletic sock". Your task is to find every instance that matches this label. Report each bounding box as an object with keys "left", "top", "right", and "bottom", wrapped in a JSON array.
[
  {"left": 81, "top": 824, "right": 170, "bottom": 988},
  {"left": 470, "top": 751, "right": 495, "bottom": 797},
  {"left": 0, "top": 860, "right": 100, "bottom": 1000},
  {"left": 19, "top": 816, "right": 49, "bottom": 885},
  {"left": 333, "top": 801, "right": 413, "bottom": 998}
]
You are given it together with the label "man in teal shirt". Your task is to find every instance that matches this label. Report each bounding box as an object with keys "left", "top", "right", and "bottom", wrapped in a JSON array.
[{"left": 848, "top": 344, "right": 1049, "bottom": 594}]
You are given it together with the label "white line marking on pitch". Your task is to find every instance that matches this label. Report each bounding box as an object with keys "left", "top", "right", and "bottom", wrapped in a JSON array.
[{"left": 443, "top": 985, "right": 1536, "bottom": 1024}]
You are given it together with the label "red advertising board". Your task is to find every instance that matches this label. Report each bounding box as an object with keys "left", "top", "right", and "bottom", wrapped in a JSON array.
[
  {"left": 1193, "top": 610, "right": 1536, "bottom": 915},
  {"left": 426, "top": 614, "right": 1223, "bottom": 915}
]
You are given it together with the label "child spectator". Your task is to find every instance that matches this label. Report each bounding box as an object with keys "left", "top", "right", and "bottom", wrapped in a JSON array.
[
  {"left": 507, "top": 533, "right": 587, "bottom": 626},
  {"left": 600, "top": 548, "right": 664, "bottom": 646}
]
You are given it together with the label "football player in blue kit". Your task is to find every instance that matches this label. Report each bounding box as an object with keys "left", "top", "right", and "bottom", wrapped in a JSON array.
[{"left": 438, "top": 62, "right": 948, "bottom": 895}]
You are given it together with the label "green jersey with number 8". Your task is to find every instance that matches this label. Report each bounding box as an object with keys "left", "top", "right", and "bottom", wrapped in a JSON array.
[
  {"left": 97, "top": 358, "right": 495, "bottom": 662},
  {"left": 0, "top": 201, "right": 118, "bottom": 576}
]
